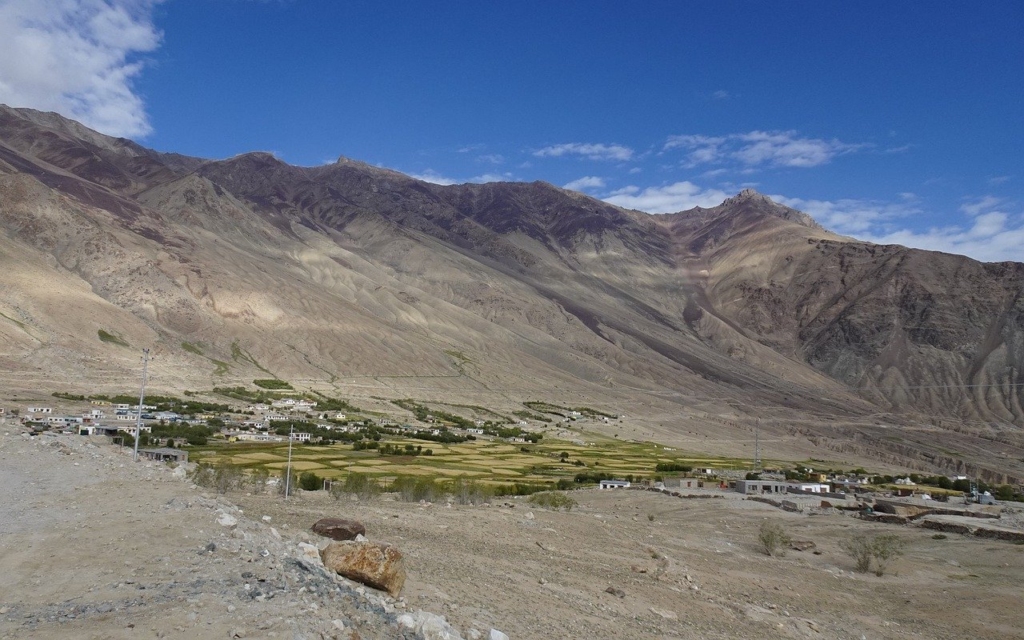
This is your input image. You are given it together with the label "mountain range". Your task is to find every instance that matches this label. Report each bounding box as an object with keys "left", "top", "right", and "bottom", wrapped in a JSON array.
[{"left": 1, "top": 104, "right": 1022, "bottom": 482}]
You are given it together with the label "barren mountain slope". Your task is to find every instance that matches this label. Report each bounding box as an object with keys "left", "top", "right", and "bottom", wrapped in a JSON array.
[{"left": 1, "top": 104, "right": 1023, "bottom": 482}]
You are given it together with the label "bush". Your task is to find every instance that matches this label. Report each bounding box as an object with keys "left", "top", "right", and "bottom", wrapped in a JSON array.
[
  {"left": 391, "top": 476, "right": 442, "bottom": 502},
  {"left": 528, "top": 491, "right": 577, "bottom": 511},
  {"left": 330, "top": 472, "right": 380, "bottom": 501},
  {"left": 758, "top": 521, "right": 791, "bottom": 557},
  {"left": 277, "top": 471, "right": 298, "bottom": 496},
  {"left": 249, "top": 468, "right": 270, "bottom": 493},
  {"left": 189, "top": 462, "right": 243, "bottom": 494},
  {"left": 298, "top": 471, "right": 322, "bottom": 491},
  {"left": 839, "top": 535, "right": 873, "bottom": 573},
  {"left": 451, "top": 477, "right": 490, "bottom": 505},
  {"left": 189, "top": 463, "right": 216, "bottom": 489},
  {"left": 840, "top": 534, "right": 904, "bottom": 575},
  {"left": 870, "top": 534, "right": 905, "bottom": 576}
]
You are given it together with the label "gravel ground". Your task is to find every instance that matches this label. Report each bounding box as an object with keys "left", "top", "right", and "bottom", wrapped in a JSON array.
[{"left": 4, "top": 430, "right": 1024, "bottom": 639}]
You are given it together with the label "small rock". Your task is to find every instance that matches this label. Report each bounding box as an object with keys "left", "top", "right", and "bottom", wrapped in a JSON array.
[
  {"left": 650, "top": 607, "right": 678, "bottom": 621},
  {"left": 297, "top": 542, "right": 321, "bottom": 563},
  {"left": 262, "top": 515, "right": 272, "bottom": 522},
  {"left": 217, "top": 513, "right": 238, "bottom": 528},
  {"left": 489, "top": 630, "right": 509, "bottom": 640},
  {"left": 228, "top": 627, "right": 245, "bottom": 638},
  {"left": 311, "top": 518, "right": 366, "bottom": 541},
  {"left": 332, "top": 619, "right": 345, "bottom": 631},
  {"left": 790, "top": 540, "right": 816, "bottom": 552},
  {"left": 605, "top": 586, "right": 625, "bottom": 598}
]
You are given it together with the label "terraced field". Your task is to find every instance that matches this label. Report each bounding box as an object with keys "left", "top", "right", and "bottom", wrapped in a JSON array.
[{"left": 188, "top": 433, "right": 755, "bottom": 487}]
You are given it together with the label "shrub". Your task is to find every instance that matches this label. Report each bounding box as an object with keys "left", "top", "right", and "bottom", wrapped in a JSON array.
[
  {"left": 758, "top": 521, "right": 791, "bottom": 557},
  {"left": 331, "top": 472, "right": 380, "bottom": 501},
  {"left": 249, "top": 467, "right": 270, "bottom": 493},
  {"left": 840, "top": 533, "right": 904, "bottom": 575},
  {"left": 839, "top": 535, "right": 873, "bottom": 573},
  {"left": 391, "top": 476, "right": 442, "bottom": 502},
  {"left": 451, "top": 477, "right": 490, "bottom": 505},
  {"left": 214, "top": 464, "right": 243, "bottom": 494},
  {"left": 189, "top": 462, "right": 242, "bottom": 494},
  {"left": 189, "top": 463, "right": 216, "bottom": 489},
  {"left": 931, "top": 533, "right": 948, "bottom": 540},
  {"left": 277, "top": 471, "right": 298, "bottom": 496},
  {"left": 870, "top": 534, "right": 905, "bottom": 576},
  {"left": 298, "top": 471, "right": 322, "bottom": 491},
  {"left": 528, "top": 491, "right": 577, "bottom": 511}
]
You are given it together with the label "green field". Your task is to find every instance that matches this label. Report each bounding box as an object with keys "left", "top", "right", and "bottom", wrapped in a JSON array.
[{"left": 188, "top": 433, "right": 753, "bottom": 487}]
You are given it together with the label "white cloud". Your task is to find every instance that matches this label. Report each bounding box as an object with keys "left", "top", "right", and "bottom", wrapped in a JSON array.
[
  {"left": 778, "top": 192, "right": 1024, "bottom": 263},
  {"left": 0, "top": 0, "right": 163, "bottom": 138},
  {"left": 468, "top": 172, "right": 513, "bottom": 183},
  {"left": 711, "top": 89, "right": 730, "bottom": 100},
  {"left": 533, "top": 142, "right": 634, "bottom": 161},
  {"left": 988, "top": 175, "right": 1011, "bottom": 186},
  {"left": 603, "top": 181, "right": 731, "bottom": 213},
  {"left": 477, "top": 153, "right": 504, "bottom": 164},
  {"left": 773, "top": 194, "right": 922, "bottom": 234},
  {"left": 410, "top": 170, "right": 458, "bottom": 185},
  {"left": 960, "top": 195, "right": 1003, "bottom": 216},
  {"left": 563, "top": 176, "right": 605, "bottom": 192},
  {"left": 665, "top": 130, "right": 863, "bottom": 169}
]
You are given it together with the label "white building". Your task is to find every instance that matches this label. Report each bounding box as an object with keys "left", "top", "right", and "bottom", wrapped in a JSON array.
[
  {"left": 599, "top": 479, "right": 631, "bottom": 490},
  {"left": 291, "top": 432, "right": 311, "bottom": 442},
  {"left": 27, "top": 407, "right": 53, "bottom": 414},
  {"left": 118, "top": 424, "right": 152, "bottom": 435}
]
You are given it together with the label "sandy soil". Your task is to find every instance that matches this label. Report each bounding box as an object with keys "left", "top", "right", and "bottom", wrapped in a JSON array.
[
  {"left": 4, "top": 429, "right": 1024, "bottom": 640},
  {"left": 238, "top": 490, "right": 1024, "bottom": 640}
]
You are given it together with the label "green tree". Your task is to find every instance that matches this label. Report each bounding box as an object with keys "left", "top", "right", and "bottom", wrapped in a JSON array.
[{"left": 298, "top": 471, "right": 322, "bottom": 491}]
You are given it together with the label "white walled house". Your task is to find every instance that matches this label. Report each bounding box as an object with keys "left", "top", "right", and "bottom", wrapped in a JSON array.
[{"left": 27, "top": 407, "right": 53, "bottom": 415}]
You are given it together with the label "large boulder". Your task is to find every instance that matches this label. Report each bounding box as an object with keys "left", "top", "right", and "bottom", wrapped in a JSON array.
[
  {"left": 311, "top": 517, "right": 366, "bottom": 541},
  {"left": 320, "top": 541, "right": 406, "bottom": 597}
]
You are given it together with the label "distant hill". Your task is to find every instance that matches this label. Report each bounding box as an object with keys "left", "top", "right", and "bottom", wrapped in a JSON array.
[{"left": 1, "top": 104, "right": 1022, "bottom": 482}]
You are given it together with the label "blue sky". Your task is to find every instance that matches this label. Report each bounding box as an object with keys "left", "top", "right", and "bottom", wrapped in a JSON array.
[{"left": 1, "top": 1, "right": 1022, "bottom": 262}]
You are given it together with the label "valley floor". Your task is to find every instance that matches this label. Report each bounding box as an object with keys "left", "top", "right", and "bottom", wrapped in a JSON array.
[{"left": 3, "top": 430, "right": 1024, "bottom": 639}]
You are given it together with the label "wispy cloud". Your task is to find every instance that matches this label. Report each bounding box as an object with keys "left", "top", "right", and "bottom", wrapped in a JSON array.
[
  {"left": 0, "top": 0, "right": 163, "bottom": 138},
  {"left": 476, "top": 153, "right": 504, "bottom": 165},
  {"left": 772, "top": 194, "right": 922, "bottom": 234},
  {"left": 711, "top": 89, "right": 731, "bottom": 100},
  {"left": 409, "top": 170, "right": 458, "bottom": 185},
  {"left": 778, "top": 193, "right": 1024, "bottom": 263},
  {"left": 408, "top": 169, "right": 514, "bottom": 185},
  {"left": 563, "top": 176, "right": 605, "bottom": 192},
  {"left": 533, "top": 142, "right": 634, "bottom": 161},
  {"left": 988, "top": 175, "right": 1011, "bottom": 186},
  {"left": 603, "top": 181, "right": 731, "bottom": 213},
  {"left": 468, "top": 172, "right": 513, "bottom": 183},
  {"left": 665, "top": 130, "right": 864, "bottom": 169}
]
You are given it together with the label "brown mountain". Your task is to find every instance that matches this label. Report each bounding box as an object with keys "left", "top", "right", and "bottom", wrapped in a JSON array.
[{"left": 1, "top": 104, "right": 1022, "bottom": 482}]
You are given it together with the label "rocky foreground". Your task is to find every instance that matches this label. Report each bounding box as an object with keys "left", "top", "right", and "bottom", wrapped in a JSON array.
[
  {"left": 5, "top": 431, "right": 1024, "bottom": 639},
  {"left": 0, "top": 432, "right": 498, "bottom": 640}
]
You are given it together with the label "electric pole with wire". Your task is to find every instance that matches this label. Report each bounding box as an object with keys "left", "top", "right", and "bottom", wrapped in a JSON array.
[{"left": 132, "top": 348, "right": 150, "bottom": 462}]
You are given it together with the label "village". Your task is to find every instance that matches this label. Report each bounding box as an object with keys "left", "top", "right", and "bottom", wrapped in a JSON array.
[{"left": 3, "top": 388, "right": 1018, "bottom": 514}]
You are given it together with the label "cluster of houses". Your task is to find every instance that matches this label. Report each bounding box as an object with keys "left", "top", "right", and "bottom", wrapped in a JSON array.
[{"left": 13, "top": 400, "right": 214, "bottom": 439}]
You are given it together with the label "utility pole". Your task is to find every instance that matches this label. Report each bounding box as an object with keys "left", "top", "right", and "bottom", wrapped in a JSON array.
[
  {"left": 284, "top": 424, "right": 294, "bottom": 499},
  {"left": 132, "top": 348, "right": 150, "bottom": 462},
  {"left": 754, "top": 418, "right": 761, "bottom": 470}
]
